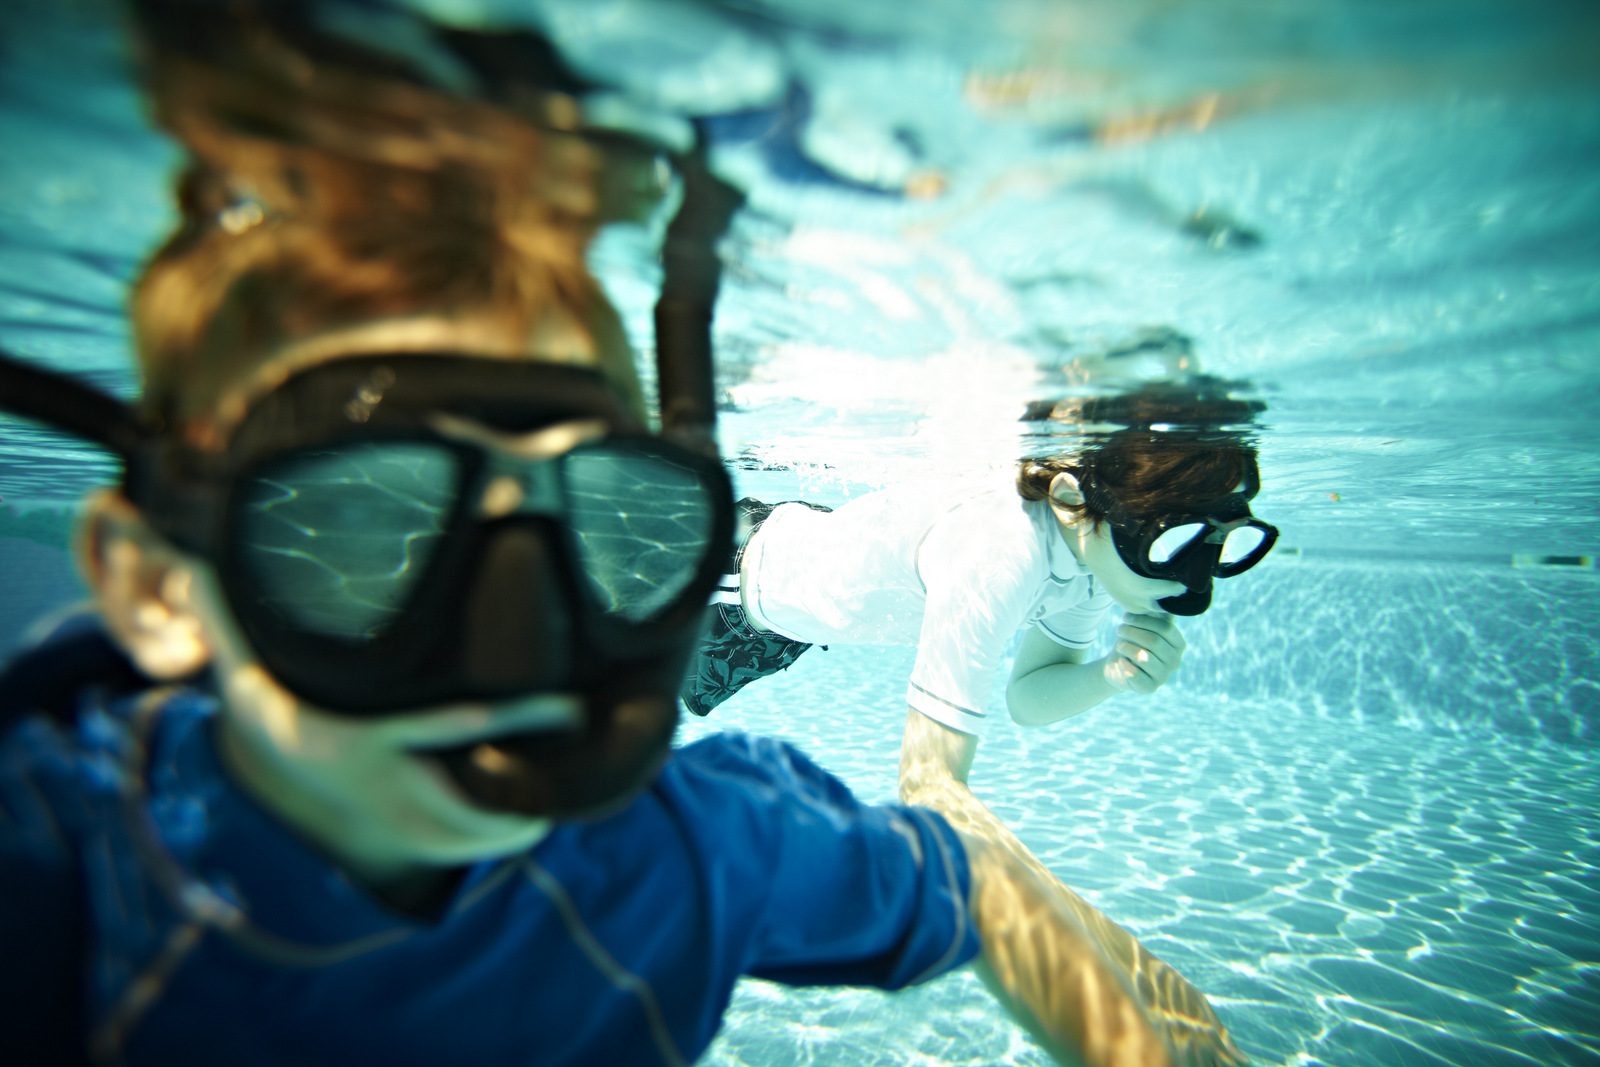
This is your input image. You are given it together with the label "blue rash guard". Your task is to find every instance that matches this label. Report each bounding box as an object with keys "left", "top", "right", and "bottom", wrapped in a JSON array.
[{"left": 0, "top": 636, "right": 978, "bottom": 1066}]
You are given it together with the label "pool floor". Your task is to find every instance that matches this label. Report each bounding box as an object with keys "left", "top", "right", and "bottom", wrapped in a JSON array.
[{"left": 680, "top": 643, "right": 1600, "bottom": 1067}]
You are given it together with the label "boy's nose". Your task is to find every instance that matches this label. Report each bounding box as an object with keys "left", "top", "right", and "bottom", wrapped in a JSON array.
[{"left": 460, "top": 525, "right": 573, "bottom": 692}]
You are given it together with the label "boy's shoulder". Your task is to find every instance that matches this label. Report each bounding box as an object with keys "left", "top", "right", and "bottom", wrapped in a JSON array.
[
  {"left": 657, "top": 731, "right": 865, "bottom": 835},
  {"left": 0, "top": 616, "right": 153, "bottom": 736},
  {"left": 0, "top": 620, "right": 151, "bottom": 803}
]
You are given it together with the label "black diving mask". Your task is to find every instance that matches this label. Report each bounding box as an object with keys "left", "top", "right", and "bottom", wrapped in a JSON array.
[
  {"left": 0, "top": 351, "right": 735, "bottom": 817},
  {"left": 1084, "top": 472, "right": 1278, "bottom": 616}
]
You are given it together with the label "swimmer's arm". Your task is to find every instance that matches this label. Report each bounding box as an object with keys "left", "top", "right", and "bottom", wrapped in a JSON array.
[
  {"left": 1005, "top": 627, "right": 1119, "bottom": 727},
  {"left": 1007, "top": 616, "right": 1187, "bottom": 727},
  {"left": 901, "top": 703, "right": 980, "bottom": 784},
  {"left": 900, "top": 710, "right": 1141, "bottom": 1067},
  {"left": 899, "top": 709, "right": 1246, "bottom": 1067}
]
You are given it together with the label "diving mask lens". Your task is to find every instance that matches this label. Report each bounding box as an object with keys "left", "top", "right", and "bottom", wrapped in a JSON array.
[
  {"left": 1217, "top": 524, "right": 1268, "bottom": 570},
  {"left": 235, "top": 436, "right": 721, "bottom": 641},
  {"left": 563, "top": 441, "right": 716, "bottom": 622},
  {"left": 1148, "top": 522, "right": 1207, "bottom": 565},
  {"left": 1135, "top": 516, "right": 1277, "bottom": 579},
  {"left": 237, "top": 441, "right": 459, "bottom": 639}
]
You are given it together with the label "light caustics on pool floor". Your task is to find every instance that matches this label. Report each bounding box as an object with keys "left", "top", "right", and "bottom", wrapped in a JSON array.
[
  {"left": 677, "top": 544, "right": 1599, "bottom": 1067},
  {"left": 679, "top": 632, "right": 1599, "bottom": 1067}
]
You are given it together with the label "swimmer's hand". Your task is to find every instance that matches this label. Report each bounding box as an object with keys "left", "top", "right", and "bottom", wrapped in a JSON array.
[{"left": 1102, "top": 613, "right": 1186, "bottom": 694}]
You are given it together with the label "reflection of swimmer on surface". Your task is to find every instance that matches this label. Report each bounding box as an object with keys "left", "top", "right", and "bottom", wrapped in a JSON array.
[{"left": 2, "top": 4, "right": 1240, "bottom": 1065}]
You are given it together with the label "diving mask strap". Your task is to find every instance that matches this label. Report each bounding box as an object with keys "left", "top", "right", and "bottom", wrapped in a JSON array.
[{"left": 0, "top": 350, "right": 145, "bottom": 458}]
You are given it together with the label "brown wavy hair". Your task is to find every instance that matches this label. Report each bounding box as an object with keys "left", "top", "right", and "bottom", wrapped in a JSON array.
[
  {"left": 128, "top": 1, "right": 661, "bottom": 446},
  {"left": 1018, "top": 432, "right": 1258, "bottom": 526}
]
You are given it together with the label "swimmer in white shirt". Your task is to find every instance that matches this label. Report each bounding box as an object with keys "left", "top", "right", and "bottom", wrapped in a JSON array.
[
  {"left": 680, "top": 420, "right": 1275, "bottom": 1062},
  {"left": 682, "top": 426, "right": 1278, "bottom": 784}
]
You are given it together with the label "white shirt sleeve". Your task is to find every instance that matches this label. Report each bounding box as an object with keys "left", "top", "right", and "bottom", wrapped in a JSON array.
[
  {"left": 904, "top": 501, "right": 1044, "bottom": 737},
  {"left": 1035, "top": 585, "right": 1114, "bottom": 649}
]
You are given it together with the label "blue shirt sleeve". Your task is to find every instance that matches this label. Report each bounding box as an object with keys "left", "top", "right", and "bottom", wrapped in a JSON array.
[{"left": 665, "top": 734, "right": 978, "bottom": 990}]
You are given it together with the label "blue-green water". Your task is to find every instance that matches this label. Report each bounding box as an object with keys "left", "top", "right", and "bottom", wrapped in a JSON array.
[{"left": 1, "top": 1, "right": 1596, "bottom": 1064}]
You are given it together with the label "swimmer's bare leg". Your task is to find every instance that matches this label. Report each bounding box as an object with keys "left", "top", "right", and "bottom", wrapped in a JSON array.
[{"left": 900, "top": 708, "right": 1249, "bottom": 1067}]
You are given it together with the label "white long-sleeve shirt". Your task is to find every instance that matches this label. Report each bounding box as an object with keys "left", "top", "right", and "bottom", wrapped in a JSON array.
[{"left": 742, "top": 477, "right": 1112, "bottom": 735}]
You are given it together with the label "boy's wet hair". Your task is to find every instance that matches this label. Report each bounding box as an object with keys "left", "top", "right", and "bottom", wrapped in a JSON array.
[
  {"left": 1016, "top": 379, "right": 1264, "bottom": 523},
  {"left": 127, "top": 0, "right": 660, "bottom": 446}
]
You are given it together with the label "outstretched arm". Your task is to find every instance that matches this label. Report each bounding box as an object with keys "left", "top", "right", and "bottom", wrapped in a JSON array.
[
  {"left": 899, "top": 707, "right": 1247, "bottom": 1067},
  {"left": 1007, "top": 615, "right": 1186, "bottom": 727}
]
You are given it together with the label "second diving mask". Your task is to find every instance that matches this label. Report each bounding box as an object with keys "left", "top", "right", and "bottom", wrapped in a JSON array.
[{"left": 1084, "top": 472, "right": 1279, "bottom": 616}]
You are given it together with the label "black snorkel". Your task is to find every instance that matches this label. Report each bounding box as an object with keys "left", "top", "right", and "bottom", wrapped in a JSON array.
[
  {"left": 0, "top": 143, "right": 745, "bottom": 821},
  {"left": 653, "top": 142, "right": 743, "bottom": 457},
  {"left": 1157, "top": 585, "right": 1212, "bottom": 617},
  {"left": 0, "top": 355, "right": 151, "bottom": 465}
]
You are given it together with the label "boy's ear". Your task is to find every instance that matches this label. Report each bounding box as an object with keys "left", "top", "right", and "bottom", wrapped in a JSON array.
[
  {"left": 1048, "top": 472, "right": 1085, "bottom": 509},
  {"left": 79, "top": 491, "right": 213, "bottom": 680}
]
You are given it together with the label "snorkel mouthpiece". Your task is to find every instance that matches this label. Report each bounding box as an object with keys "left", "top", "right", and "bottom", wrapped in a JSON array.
[
  {"left": 431, "top": 691, "right": 678, "bottom": 818},
  {"left": 426, "top": 524, "right": 693, "bottom": 818},
  {"left": 1158, "top": 585, "right": 1212, "bottom": 616},
  {"left": 1149, "top": 532, "right": 1224, "bottom": 615}
]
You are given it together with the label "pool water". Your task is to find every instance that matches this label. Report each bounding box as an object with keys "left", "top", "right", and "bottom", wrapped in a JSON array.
[
  {"left": 1, "top": 1, "right": 1596, "bottom": 1065},
  {"left": 680, "top": 561, "right": 1598, "bottom": 1066}
]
